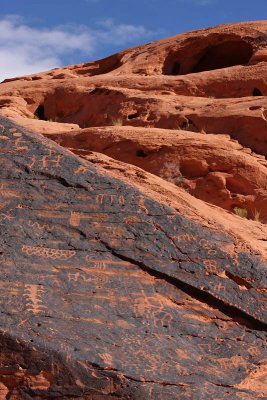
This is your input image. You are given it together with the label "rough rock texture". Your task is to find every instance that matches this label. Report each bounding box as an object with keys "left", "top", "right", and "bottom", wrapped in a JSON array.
[
  {"left": 48, "top": 126, "right": 267, "bottom": 220},
  {"left": 0, "top": 20, "right": 267, "bottom": 399}
]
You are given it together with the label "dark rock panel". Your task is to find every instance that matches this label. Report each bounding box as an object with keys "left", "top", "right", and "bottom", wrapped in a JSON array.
[{"left": 0, "top": 118, "right": 266, "bottom": 399}]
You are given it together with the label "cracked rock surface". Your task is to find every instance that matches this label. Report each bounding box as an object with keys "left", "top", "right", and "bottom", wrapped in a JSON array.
[
  {"left": 0, "top": 20, "right": 267, "bottom": 399},
  {"left": 0, "top": 118, "right": 266, "bottom": 399}
]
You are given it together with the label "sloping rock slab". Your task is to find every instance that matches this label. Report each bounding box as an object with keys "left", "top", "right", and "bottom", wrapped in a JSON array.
[{"left": 0, "top": 117, "right": 266, "bottom": 399}]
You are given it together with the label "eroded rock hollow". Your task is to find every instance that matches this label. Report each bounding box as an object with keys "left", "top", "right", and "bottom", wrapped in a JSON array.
[{"left": 0, "top": 20, "right": 266, "bottom": 399}]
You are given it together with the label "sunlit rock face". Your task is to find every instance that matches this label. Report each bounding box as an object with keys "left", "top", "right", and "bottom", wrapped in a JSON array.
[{"left": 0, "top": 20, "right": 266, "bottom": 399}]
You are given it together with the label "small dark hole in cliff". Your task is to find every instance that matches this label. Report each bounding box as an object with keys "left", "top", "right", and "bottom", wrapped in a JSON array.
[
  {"left": 34, "top": 105, "right": 47, "bottom": 120},
  {"left": 192, "top": 41, "right": 253, "bottom": 73},
  {"left": 171, "top": 62, "right": 181, "bottom": 75},
  {"left": 179, "top": 121, "right": 188, "bottom": 130},
  {"left": 253, "top": 88, "right": 263, "bottom": 96},
  {"left": 128, "top": 112, "right": 139, "bottom": 120},
  {"left": 249, "top": 105, "right": 262, "bottom": 110},
  {"left": 136, "top": 149, "right": 148, "bottom": 157}
]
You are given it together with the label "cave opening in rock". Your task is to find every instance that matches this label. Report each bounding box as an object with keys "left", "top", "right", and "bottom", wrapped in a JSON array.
[
  {"left": 163, "top": 39, "right": 254, "bottom": 76},
  {"left": 253, "top": 88, "right": 263, "bottom": 96},
  {"left": 171, "top": 62, "right": 181, "bottom": 75},
  {"left": 128, "top": 112, "right": 139, "bottom": 120},
  {"left": 34, "top": 105, "right": 47, "bottom": 120},
  {"left": 192, "top": 40, "right": 253, "bottom": 73},
  {"left": 136, "top": 149, "right": 148, "bottom": 157}
]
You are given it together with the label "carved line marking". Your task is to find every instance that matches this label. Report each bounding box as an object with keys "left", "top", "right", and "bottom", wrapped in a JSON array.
[
  {"left": 42, "top": 154, "right": 62, "bottom": 169},
  {"left": 0, "top": 212, "right": 15, "bottom": 221},
  {"left": 138, "top": 196, "right": 149, "bottom": 215},
  {"left": 14, "top": 137, "right": 29, "bottom": 151},
  {"left": 69, "top": 212, "right": 81, "bottom": 227},
  {"left": 96, "top": 194, "right": 125, "bottom": 206},
  {"left": 28, "top": 220, "right": 50, "bottom": 231},
  {"left": 23, "top": 284, "right": 46, "bottom": 314},
  {"left": 69, "top": 211, "right": 109, "bottom": 227},
  {"left": 0, "top": 184, "right": 20, "bottom": 198},
  {"left": 67, "top": 272, "right": 93, "bottom": 283},
  {"left": 74, "top": 165, "right": 87, "bottom": 174},
  {"left": 22, "top": 245, "right": 76, "bottom": 260}
]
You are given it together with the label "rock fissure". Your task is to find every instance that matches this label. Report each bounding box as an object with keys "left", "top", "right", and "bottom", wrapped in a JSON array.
[{"left": 98, "top": 239, "right": 267, "bottom": 332}]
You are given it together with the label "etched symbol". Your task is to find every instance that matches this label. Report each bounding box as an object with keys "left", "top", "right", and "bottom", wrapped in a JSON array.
[
  {"left": 14, "top": 137, "right": 29, "bottom": 151},
  {"left": 138, "top": 196, "right": 149, "bottom": 215},
  {"left": 124, "top": 216, "right": 140, "bottom": 224},
  {"left": 28, "top": 220, "right": 50, "bottom": 231},
  {"left": 67, "top": 272, "right": 80, "bottom": 282},
  {"left": 100, "top": 353, "right": 113, "bottom": 367},
  {"left": 42, "top": 154, "right": 62, "bottom": 169},
  {"left": 203, "top": 259, "right": 217, "bottom": 273},
  {"left": 22, "top": 245, "right": 76, "bottom": 260},
  {"left": 74, "top": 165, "right": 87, "bottom": 174},
  {"left": 28, "top": 155, "right": 37, "bottom": 169},
  {"left": 0, "top": 183, "right": 20, "bottom": 198},
  {"left": 23, "top": 284, "right": 46, "bottom": 314},
  {"left": 96, "top": 194, "right": 117, "bottom": 205},
  {"left": 69, "top": 212, "right": 81, "bottom": 227}
]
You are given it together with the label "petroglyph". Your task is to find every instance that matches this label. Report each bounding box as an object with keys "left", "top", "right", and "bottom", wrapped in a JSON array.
[
  {"left": 138, "top": 196, "right": 149, "bottom": 214},
  {"left": 0, "top": 183, "right": 20, "bottom": 198},
  {"left": 124, "top": 215, "right": 140, "bottom": 224},
  {"left": 0, "top": 212, "right": 15, "bottom": 221},
  {"left": 22, "top": 245, "right": 76, "bottom": 260},
  {"left": 69, "top": 211, "right": 109, "bottom": 226},
  {"left": 174, "top": 233, "right": 197, "bottom": 242},
  {"left": 96, "top": 193, "right": 117, "bottom": 205},
  {"left": 14, "top": 137, "right": 29, "bottom": 151},
  {"left": 74, "top": 165, "right": 87, "bottom": 174},
  {"left": 42, "top": 154, "right": 62, "bottom": 169},
  {"left": 203, "top": 259, "right": 218, "bottom": 273},
  {"left": 28, "top": 155, "right": 36, "bottom": 169},
  {"left": 133, "top": 295, "right": 173, "bottom": 329},
  {"left": 23, "top": 284, "right": 46, "bottom": 314},
  {"left": 69, "top": 212, "right": 81, "bottom": 227},
  {"left": 84, "top": 258, "right": 133, "bottom": 269},
  {"left": 12, "top": 131, "right": 22, "bottom": 137},
  {"left": 119, "top": 195, "right": 125, "bottom": 205},
  {"left": 28, "top": 220, "right": 50, "bottom": 231},
  {"left": 67, "top": 272, "right": 81, "bottom": 283},
  {"left": 100, "top": 353, "right": 113, "bottom": 367}
]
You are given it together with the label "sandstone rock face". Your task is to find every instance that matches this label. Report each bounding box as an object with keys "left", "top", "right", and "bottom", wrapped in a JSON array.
[{"left": 0, "top": 20, "right": 267, "bottom": 399}]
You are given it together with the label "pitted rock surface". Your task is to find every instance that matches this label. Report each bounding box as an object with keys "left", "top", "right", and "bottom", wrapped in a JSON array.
[{"left": 0, "top": 118, "right": 266, "bottom": 399}]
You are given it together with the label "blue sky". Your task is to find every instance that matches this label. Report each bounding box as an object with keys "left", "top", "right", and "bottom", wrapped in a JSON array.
[{"left": 0, "top": 0, "right": 266, "bottom": 80}]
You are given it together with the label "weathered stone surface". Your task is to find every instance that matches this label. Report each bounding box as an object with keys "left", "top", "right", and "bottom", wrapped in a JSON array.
[
  {"left": 0, "top": 117, "right": 266, "bottom": 399},
  {"left": 47, "top": 125, "right": 267, "bottom": 220},
  {"left": 0, "top": 20, "right": 267, "bottom": 399}
]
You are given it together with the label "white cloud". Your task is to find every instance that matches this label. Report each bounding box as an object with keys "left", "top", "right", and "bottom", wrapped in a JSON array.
[
  {"left": 94, "top": 19, "right": 154, "bottom": 45},
  {"left": 0, "top": 15, "right": 155, "bottom": 82}
]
